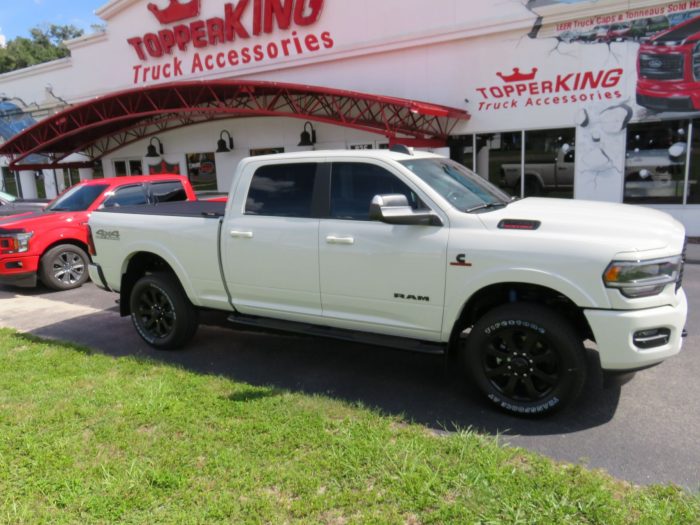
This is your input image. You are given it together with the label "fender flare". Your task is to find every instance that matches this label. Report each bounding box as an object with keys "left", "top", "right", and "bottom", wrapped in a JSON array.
[
  {"left": 120, "top": 241, "right": 199, "bottom": 307},
  {"left": 442, "top": 266, "right": 606, "bottom": 342}
]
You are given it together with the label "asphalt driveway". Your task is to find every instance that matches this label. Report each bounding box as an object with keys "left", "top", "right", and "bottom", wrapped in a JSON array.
[{"left": 1, "top": 267, "right": 699, "bottom": 490}]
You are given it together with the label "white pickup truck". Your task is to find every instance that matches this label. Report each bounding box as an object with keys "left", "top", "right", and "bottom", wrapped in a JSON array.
[{"left": 88, "top": 150, "right": 687, "bottom": 416}]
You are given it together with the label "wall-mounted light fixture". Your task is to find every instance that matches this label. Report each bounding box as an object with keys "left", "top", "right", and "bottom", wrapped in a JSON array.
[
  {"left": 146, "top": 136, "right": 164, "bottom": 157},
  {"left": 216, "top": 130, "right": 234, "bottom": 153},
  {"left": 298, "top": 121, "right": 317, "bottom": 147}
]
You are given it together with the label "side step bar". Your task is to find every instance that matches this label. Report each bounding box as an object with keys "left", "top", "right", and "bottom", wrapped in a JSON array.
[{"left": 227, "top": 314, "right": 446, "bottom": 355}]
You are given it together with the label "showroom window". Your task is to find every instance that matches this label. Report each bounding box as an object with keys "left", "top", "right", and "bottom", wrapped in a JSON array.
[
  {"left": 113, "top": 159, "right": 143, "bottom": 176},
  {"left": 186, "top": 152, "right": 217, "bottom": 191},
  {"left": 687, "top": 120, "right": 700, "bottom": 204},
  {"left": 524, "top": 128, "right": 575, "bottom": 198},
  {"left": 1, "top": 166, "right": 18, "bottom": 196},
  {"left": 473, "top": 128, "right": 574, "bottom": 199},
  {"left": 474, "top": 132, "right": 521, "bottom": 194},
  {"left": 624, "top": 120, "right": 688, "bottom": 205}
]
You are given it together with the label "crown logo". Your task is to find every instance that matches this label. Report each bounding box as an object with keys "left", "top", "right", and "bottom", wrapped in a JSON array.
[
  {"left": 147, "top": 0, "right": 201, "bottom": 25},
  {"left": 496, "top": 67, "right": 538, "bottom": 83}
]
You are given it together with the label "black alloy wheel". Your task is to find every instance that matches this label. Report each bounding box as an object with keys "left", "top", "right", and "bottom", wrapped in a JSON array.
[
  {"left": 130, "top": 273, "right": 199, "bottom": 350},
  {"left": 463, "top": 303, "right": 586, "bottom": 416}
]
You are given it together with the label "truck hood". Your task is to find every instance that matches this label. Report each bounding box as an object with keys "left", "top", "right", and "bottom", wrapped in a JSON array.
[
  {"left": 478, "top": 198, "right": 685, "bottom": 254},
  {"left": 0, "top": 210, "right": 82, "bottom": 230}
]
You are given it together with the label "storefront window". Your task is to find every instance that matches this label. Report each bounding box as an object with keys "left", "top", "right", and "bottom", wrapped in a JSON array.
[
  {"left": 524, "top": 128, "right": 575, "bottom": 198},
  {"left": 474, "top": 129, "right": 574, "bottom": 199},
  {"left": 186, "top": 152, "right": 217, "bottom": 191},
  {"left": 448, "top": 135, "right": 475, "bottom": 171},
  {"left": 1, "top": 167, "right": 17, "bottom": 195},
  {"left": 624, "top": 121, "right": 688, "bottom": 205},
  {"left": 114, "top": 159, "right": 143, "bottom": 177},
  {"left": 686, "top": 120, "right": 700, "bottom": 204},
  {"left": 475, "top": 132, "right": 521, "bottom": 196}
]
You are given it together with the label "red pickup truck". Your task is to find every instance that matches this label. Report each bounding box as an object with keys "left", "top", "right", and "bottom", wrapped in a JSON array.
[
  {"left": 0, "top": 175, "right": 196, "bottom": 290},
  {"left": 636, "top": 14, "right": 700, "bottom": 111}
]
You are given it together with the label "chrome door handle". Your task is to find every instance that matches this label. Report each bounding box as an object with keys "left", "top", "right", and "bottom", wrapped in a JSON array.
[
  {"left": 230, "top": 230, "right": 253, "bottom": 239},
  {"left": 326, "top": 235, "right": 354, "bottom": 245}
]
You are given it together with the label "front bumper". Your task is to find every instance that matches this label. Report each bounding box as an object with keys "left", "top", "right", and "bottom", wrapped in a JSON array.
[
  {"left": 0, "top": 254, "right": 39, "bottom": 287},
  {"left": 636, "top": 81, "right": 700, "bottom": 112},
  {"left": 0, "top": 271, "right": 37, "bottom": 287},
  {"left": 584, "top": 288, "right": 688, "bottom": 371}
]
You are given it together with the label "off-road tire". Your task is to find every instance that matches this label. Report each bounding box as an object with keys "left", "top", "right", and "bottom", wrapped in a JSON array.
[
  {"left": 130, "top": 272, "right": 199, "bottom": 350},
  {"left": 462, "top": 303, "right": 587, "bottom": 416}
]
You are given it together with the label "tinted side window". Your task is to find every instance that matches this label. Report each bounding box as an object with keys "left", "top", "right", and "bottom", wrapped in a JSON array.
[
  {"left": 150, "top": 181, "right": 187, "bottom": 203},
  {"left": 330, "top": 162, "right": 424, "bottom": 220},
  {"left": 245, "top": 163, "right": 316, "bottom": 218},
  {"left": 102, "top": 185, "right": 148, "bottom": 208}
]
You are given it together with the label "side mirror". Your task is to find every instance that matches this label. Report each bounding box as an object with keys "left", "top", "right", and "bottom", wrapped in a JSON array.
[{"left": 368, "top": 194, "right": 443, "bottom": 226}]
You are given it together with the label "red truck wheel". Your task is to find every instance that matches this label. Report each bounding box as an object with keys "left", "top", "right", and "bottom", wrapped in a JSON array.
[{"left": 39, "top": 244, "right": 90, "bottom": 291}]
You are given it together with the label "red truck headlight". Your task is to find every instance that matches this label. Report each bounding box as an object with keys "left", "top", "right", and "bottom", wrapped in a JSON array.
[{"left": 0, "top": 231, "right": 34, "bottom": 255}]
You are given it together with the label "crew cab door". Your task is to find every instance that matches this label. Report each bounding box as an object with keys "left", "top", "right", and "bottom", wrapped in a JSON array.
[
  {"left": 319, "top": 161, "right": 448, "bottom": 340},
  {"left": 221, "top": 162, "right": 323, "bottom": 319}
]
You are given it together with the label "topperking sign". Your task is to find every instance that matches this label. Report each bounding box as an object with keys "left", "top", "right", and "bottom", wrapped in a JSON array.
[{"left": 126, "top": 0, "right": 333, "bottom": 84}]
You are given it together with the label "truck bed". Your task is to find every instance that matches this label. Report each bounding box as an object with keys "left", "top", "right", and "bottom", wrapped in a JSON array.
[{"left": 97, "top": 200, "right": 226, "bottom": 218}]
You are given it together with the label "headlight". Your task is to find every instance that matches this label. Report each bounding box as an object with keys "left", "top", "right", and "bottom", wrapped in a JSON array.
[
  {"left": 603, "top": 256, "right": 682, "bottom": 298},
  {"left": 0, "top": 231, "right": 33, "bottom": 255}
]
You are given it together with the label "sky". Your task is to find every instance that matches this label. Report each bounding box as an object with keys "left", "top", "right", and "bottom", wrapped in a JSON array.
[{"left": 0, "top": 0, "right": 105, "bottom": 45}]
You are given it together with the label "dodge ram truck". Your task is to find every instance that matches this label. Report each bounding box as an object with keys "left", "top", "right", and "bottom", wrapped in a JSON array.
[
  {"left": 0, "top": 175, "right": 196, "bottom": 290},
  {"left": 87, "top": 150, "right": 687, "bottom": 416}
]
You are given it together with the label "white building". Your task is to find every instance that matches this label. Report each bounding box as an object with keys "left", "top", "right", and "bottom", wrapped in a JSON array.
[{"left": 3, "top": 0, "right": 700, "bottom": 233}]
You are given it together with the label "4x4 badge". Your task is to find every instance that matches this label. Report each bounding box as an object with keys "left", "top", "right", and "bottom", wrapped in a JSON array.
[{"left": 450, "top": 253, "right": 472, "bottom": 267}]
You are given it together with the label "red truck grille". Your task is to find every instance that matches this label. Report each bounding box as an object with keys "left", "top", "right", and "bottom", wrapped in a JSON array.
[{"left": 639, "top": 53, "right": 685, "bottom": 80}]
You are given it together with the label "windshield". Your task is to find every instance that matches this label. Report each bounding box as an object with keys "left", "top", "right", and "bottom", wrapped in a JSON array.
[
  {"left": 0, "top": 190, "right": 17, "bottom": 202},
  {"left": 399, "top": 158, "right": 511, "bottom": 212},
  {"left": 45, "top": 183, "right": 109, "bottom": 212}
]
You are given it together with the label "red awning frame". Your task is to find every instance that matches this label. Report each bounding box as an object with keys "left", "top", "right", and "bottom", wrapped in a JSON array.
[{"left": 0, "top": 80, "right": 470, "bottom": 170}]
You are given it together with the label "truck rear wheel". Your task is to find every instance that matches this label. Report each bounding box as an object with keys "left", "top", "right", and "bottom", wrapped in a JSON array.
[
  {"left": 39, "top": 244, "right": 89, "bottom": 290},
  {"left": 462, "top": 303, "right": 586, "bottom": 416},
  {"left": 130, "top": 272, "right": 199, "bottom": 350}
]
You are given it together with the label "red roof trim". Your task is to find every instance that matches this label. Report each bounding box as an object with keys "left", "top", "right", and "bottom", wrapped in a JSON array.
[{"left": 0, "top": 80, "right": 470, "bottom": 169}]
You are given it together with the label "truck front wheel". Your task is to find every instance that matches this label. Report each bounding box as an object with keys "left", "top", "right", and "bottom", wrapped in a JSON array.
[
  {"left": 39, "top": 244, "right": 90, "bottom": 290},
  {"left": 462, "top": 303, "right": 586, "bottom": 416},
  {"left": 130, "top": 272, "right": 199, "bottom": 350}
]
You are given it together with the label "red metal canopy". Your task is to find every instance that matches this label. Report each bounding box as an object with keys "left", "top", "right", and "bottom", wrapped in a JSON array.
[{"left": 0, "top": 80, "right": 470, "bottom": 170}]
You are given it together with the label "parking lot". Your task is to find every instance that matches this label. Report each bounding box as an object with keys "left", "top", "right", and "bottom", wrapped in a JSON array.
[{"left": 2, "top": 266, "right": 699, "bottom": 490}]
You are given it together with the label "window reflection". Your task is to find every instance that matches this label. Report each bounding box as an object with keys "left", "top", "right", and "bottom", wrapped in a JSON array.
[
  {"left": 624, "top": 121, "right": 687, "bottom": 204},
  {"left": 475, "top": 129, "right": 574, "bottom": 198},
  {"left": 523, "top": 129, "right": 575, "bottom": 198}
]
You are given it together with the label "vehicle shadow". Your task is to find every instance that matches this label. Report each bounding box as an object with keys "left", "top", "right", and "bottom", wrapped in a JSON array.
[{"left": 18, "top": 308, "right": 622, "bottom": 437}]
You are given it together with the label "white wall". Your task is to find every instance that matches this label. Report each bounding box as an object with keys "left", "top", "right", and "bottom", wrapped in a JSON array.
[{"left": 100, "top": 116, "right": 388, "bottom": 190}]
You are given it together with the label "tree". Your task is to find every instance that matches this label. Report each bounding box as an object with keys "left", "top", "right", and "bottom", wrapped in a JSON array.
[{"left": 0, "top": 25, "right": 84, "bottom": 74}]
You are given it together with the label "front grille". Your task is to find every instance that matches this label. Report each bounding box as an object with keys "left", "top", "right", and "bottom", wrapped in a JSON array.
[
  {"left": 639, "top": 53, "right": 685, "bottom": 80},
  {"left": 677, "top": 239, "right": 687, "bottom": 292}
]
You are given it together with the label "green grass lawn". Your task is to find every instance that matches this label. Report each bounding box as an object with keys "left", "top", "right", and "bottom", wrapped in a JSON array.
[{"left": 0, "top": 328, "right": 698, "bottom": 524}]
